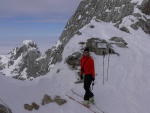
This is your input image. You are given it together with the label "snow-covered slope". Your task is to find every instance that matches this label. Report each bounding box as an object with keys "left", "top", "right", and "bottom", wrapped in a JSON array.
[{"left": 0, "top": 19, "right": 150, "bottom": 113}]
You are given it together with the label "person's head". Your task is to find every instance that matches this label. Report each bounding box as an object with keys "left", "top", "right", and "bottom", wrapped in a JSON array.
[{"left": 83, "top": 47, "right": 90, "bottom": 56}]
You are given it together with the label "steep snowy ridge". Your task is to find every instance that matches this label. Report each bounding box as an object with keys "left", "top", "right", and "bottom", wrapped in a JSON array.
[{"left": 1, "top": 19, "right": 150, "bottom": 113}]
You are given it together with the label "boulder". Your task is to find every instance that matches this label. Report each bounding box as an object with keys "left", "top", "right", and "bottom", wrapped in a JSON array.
[
  {"left": 54, "top": 96, "right": 67, "bottom": 105},
  {"left": 86, "top": 38, "right": 116, "bottom": 55},
  {"left": 24, "top": 104, "right": 33, "bottom": 111},
  {"left": 42, "top": 94, "right": 54, "bottom": 105},
  {"left": 120, "top": 26, "right": 130, "bottom": 33},
  {"left": 109, "top": 37, "right": 127, "bottom": 45},
  {"left": 76, "top": 31, "right": 82, "bottom": 35},
  {"left": 32, "top": 102, "right": 39, "bottom": 110},
  {"left": 65, "top": 52, "right": 82, "bottom": 70}
]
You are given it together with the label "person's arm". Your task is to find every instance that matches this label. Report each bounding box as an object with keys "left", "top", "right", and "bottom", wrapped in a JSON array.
[{"left": 91, "top": 59, "right": 95, "bottom": 79}]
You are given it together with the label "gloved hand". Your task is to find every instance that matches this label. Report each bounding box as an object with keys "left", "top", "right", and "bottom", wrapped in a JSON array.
[
  {"left": 80, "top": 75, "right": 83, "bottom": 80},
  {"left": 92, "top": 78, "right": 95, "bottom": 81}
]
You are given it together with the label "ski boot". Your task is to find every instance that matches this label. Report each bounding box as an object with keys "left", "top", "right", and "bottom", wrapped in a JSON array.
[
  {"left": 89, "top": 97, "right": 94, "bottom": 103},
  {"left": 83, "top": 100, "right": 89, "bottom": 107}
]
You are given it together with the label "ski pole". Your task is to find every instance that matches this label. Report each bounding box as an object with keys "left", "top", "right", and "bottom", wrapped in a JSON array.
[
  {"left": 102, "top": 50, "right": 105, "bottom": 85},
  {"left": 106, "top": 48, "right": 112, "bottom": 81},
  {"left": 106, "top": 53, "right": 110, "bottom": 81}
]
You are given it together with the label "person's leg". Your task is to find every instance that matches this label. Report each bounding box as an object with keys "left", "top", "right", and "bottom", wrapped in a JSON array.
[{"left": 84, "top": 74, "right": 94, "bottom": 105}]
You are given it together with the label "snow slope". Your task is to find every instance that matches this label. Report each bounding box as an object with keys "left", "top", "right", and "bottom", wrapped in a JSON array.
[{"left": 0, "top": 20, "right": 150, "bottom": 113}]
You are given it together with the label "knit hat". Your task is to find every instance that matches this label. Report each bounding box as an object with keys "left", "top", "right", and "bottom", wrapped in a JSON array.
[{"left": 84, "top": 47, "right": 90, "bottom": 52}]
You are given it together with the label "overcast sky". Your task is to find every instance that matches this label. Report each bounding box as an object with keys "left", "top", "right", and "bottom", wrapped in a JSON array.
[
  {"left": 0, "top": 0, "right": 81, "bottom": 54},
  {"left": 0, "top": 0, "right": 81, "bottom": 37}
]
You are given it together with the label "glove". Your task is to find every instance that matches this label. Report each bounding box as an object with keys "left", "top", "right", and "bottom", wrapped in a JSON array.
[
  {"left": 80, "top": 75, "right": 83, "bottom": 80},
  {"left": 92, "top": 78, "right": 95, "bottom": 81}
]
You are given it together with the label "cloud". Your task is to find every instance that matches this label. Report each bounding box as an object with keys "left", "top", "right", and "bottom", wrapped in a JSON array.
[
  {"left": 0, "top": 0, "right": 81, "bottom": 18},
  {"left": 0, "top": 0, "right": 82, "bottom": 40},
  {"left": 18, "top": 18, "right": 68, "bottom": 23}
]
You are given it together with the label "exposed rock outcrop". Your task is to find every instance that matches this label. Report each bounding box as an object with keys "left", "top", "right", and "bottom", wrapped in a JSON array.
[
  {"left": 140, "top": 0, "right": 150, "bottom": 15},
  {"left": 24, "top": 104, "right": 34, "bottom": 111},
  {"left": 42, "top": 94, "right": 54, "bottom": 105},
  {"left": 66, "top": 52, "right": 82, "bottom": 70}
]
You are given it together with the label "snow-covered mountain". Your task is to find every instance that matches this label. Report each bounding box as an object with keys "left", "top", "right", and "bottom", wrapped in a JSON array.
[
  {"left": 0, "top": 0, "right": 150, "bottom": 79},
  {"left": 0, "top": 40, "right": 49, "bottom": 80},
  {"left": 0, "top": 0, "right": 150, "bottom": 113}
]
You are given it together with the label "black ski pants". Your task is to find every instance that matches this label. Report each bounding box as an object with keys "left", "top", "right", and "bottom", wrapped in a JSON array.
[{"left": 84, "top": 74, "right": 94, "bottom": 101}]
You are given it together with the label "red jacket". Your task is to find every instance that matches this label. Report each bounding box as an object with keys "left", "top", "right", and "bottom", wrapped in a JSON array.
[{"left": 80, "top": 55, "right": 95, "bottom": 78}]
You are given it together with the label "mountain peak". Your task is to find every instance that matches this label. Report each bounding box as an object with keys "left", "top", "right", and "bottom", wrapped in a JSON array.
[{"left": 22, "top": 40, "right": 37, "bottom": 48}]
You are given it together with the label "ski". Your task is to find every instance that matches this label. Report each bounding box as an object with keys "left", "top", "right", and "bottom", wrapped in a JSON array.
[
  {"left": 66, "top": 93, "right": 98, "bottom": 113},
  {"left": 74, "top": 80, "right": 84, "bottom": 84},
  {"left": 71, "top": 89, "right": 105, "bottom": 113}
]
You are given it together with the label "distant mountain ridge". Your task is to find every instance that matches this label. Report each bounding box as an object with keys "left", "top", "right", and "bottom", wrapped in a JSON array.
[
  {"left": 0, "top": 0, "right": 150, "bottom": 80},
  {"left": 0, "top": 40, "right": 46, "bottom": 79}
]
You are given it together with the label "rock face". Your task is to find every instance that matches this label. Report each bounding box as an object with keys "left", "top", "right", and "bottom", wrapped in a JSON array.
[
  {"left": 60, "top": 0, "right": 134, "bottom": 44},
  {"left": 0, "top": 40, "right": 49, "bottom": 79},
  {"left": 0, "top": 0, "right": 150, "bottom": 79},
  {"left": 140, "top": 0, "right": 150, "bottom": 15}
]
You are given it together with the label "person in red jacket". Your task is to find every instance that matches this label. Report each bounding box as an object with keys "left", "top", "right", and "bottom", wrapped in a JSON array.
[{"left": 80, "top": 47, "right": 95, "bottom": 106}]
